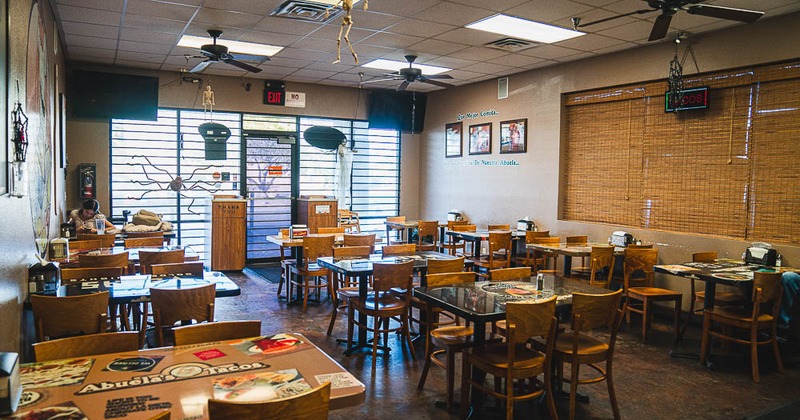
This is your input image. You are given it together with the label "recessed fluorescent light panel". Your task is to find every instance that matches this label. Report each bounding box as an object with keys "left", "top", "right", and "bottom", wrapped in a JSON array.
[
  {"left": 361, "top": 59, "right": 451, "bottom": 75},
  {"left": 466, "top": 14, "right": 585, "bottom": 44},
  {"left": 177, "top": 35, "right": 283, "bottom": 57}
]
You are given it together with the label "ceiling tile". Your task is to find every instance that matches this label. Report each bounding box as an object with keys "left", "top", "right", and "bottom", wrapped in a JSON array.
[
  {"left": 276, "top": 47, "right": 332, "bottom": 61},
  {"left": 488, "top": 53, "right": 549, "bottom": 68},
  {"left": 64, "top": 34, "right": 119, "bottom": 49},
  {"left": 596, "top": 19, "right": 656, "bottom": 43},
  {"left": 518, "top": 44, "right": 584, "bottom": 60},
  {"left": 368, "top": 0, "right": 439, "bottom": 17},
  {"left": 505, "top": 0, "right": 593, "bottom": 23},
  {"left": 310, "top": 24, "right": 376, "bottom": 43},
  {"left": 359, "top": 32, "right": 425, "bottom": 49},
  {"left": 265, "top": 56, "right": 315, "bottom": 69},
  {"left": 460, "top": 61, "right": 516, "bottom": 75},
  {"left": 446, "top": 69, "right": 488, "bottom": 81},
  {"left": 67, "top": 46, "right": 117, "bottom": 58},
  {"left": 254, "top": 17, "right": 324, "bottom": 36},
  {"left": 421, "top": 55, "right": 479, "bottom": 69},
  {"left": 289, "top": 69, "right": 338, "bottom": 79},
  {"left": 56, "top": 5, "right": 122, "bottom": 26},
  {"left": 351, "top": 11, "right": 404, "bottom": 31},
  {"left": 436, "top": 28, "right": 502, "bottom": 47},
  {"left": 125, "top": 0, "right": 199, "bottom": 21},
  {"left": 557, "top": 33, "right": 625, "bottom": 51},
  {"left": 448, "top": 46, "right": 509, "bottom": 61},
  {"left": 238, "top": 30, "right": 297, "bottom": 46},
  {"left": 591, "top": 40, "right": 639, "bottom": 55},
  {"left": 553, "top": 50, "right": 595, "bottom": 62},
  {"left": 446, "top": 0, "right": 528, "bottom": 12},
  {"left": 61, "top": 21, "right": 119, "bottom": 39},
  {"left": 307, "top": 61, "right": 358, "bottom": 73},
  {"left": 185, "top": 25, "right": 246, "bottom": 40},
  {"left": 118, "top": 40, "right": 175, "bottom": 54},
  {"left": 123, "top": 14, "right": 186, "bottom": 33},
  {"left": 71, "top": 56, "right": 115, "bottom": 64},
  {"left": 408, "top": 39, "right": 469, "bottom": 56},
  {"left": 119, "top": 27, "right": 181, "bottom": 45},
  {"left": 194, "top": 8, "right": 265, "bottom": 29},
  {"left": 56, "top": 0, "right": 124, "bottom": 12},
  {"left": 114, "top": 60, "right": 162, "bottom": 69},
  {"left": 412, "top": 2, "right": 493, "bottom": 27},
  {"left": 203, "top": 0, "right": 270, "bottom": 15},
  {"left": 115, "top": 50, "right": 166, "bottom": 62},
  {"left": 386, "top": 19, "right": 456, "bottom": 38}
]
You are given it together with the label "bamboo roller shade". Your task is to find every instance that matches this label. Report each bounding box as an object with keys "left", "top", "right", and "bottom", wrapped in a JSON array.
[{"left": 563, "top": 60, "right": 800, "bottom": 244}]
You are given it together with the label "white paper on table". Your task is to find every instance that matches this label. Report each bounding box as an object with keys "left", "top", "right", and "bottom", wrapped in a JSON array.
[
  {"left": 314, "top": 372, "right": 361, "bottom": 389},
  {"left": 119, "top": 274, "right": 149, "bottom": 284}
]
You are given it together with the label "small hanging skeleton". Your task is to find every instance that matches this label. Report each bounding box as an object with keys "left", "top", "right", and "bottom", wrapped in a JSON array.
[
  {"left": 126, "top": 155, "right": 223, "bottom": 214},
  {"left": 326, "top": 0, "right": 368, "bottom": 64},
  {"left": 202, "top": 85, "right": 215, "bottom": 118},
  {"left": 11, "top": 102, "right": 29, "bottom": 162}
]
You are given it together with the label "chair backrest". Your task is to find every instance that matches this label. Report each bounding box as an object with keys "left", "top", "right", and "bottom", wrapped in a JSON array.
[
  {"left": 626, "top": 243, "right": 653, "bottom": 249},
  {"left": 126, "top": 231, "right": 165, "bottom": 239},
  {"left": 382, "top": 243, "right": 416, "bottom": 256},
  {"left": 125, "top": 237, "right": 164, "bottom": 248},
  {"left": 150, "top": 283, "right": 216, "bottom": 328},
  {"left": 61, "top": 267, "right": 123, "bottom": 283},
  {"left": 303, "top": 235, "right": 336, "bottom": 263},
  {"left": 140, "top": 249, "right": 186, "bottom": 274},
  {"left": 78, "top": 233, "right": 117, "bottom": 248},
  {"left": 417, "top": 220, "right": 439, "bottom": 245},
  {"left": 532, "top": 236, "right": 560, "bottom": 245},
  {"left": 452, "top": 224, "right": 477, "bottom": 232},
  {"left": 447, "top": 220, "right": 469, "bottom": 229},
  {"left": 317, "top": 226, "right": 346, "bottom": 234},
  {"left": 589, "top": 246, "right": 615, "bottom": 287},
  {"left": 173, "top": 320, "right": 262, "bottom": 346},
  {"left": 33, "top": 331, "right": 139, "bottom": 361},
  {"left": 208, "top": 382, "right": 331, "bottom": 420},
  {"left": 30, "top": 291, "right": 110, "bottom": 341},
  {"left": 487, "top": 224, "right": 510, "bottom": 231},
  {"left": 506, "top": 296, "right": 557, "bottom": 345},
  {"left": 426, "top": 271, "right": 476, "bottom": 287},
  {"left": 488, "top": 231, "right": 512, "bottom": 254},
  {"left": 70, "top": 239, "right": 102, "bottom": 251},
  {"left": 333, "top": 245, "right": 372, "bottom": 259},
  {"left": 386, "top": 216, "right": 406, "bottom": 223},
  {"left": 692, "top": 251, "right": 718, "bottom": 263},
  {"left": 571, "top": 289, "right": 624, "bottom": 331},
  {"left": 566, "top": 235, "right": 588, "bottom": 245},
  {"left": 371, "top": 260, "right": 415, "bottom": 294},
  {"left": 151, "top": 262, "right": 205, "bottom": 278},
  {"left": 79, "top": 252, "right": 129, "bottom": 273},
  {"left": 623, "top": 248, "right": 658, "bottom": 290},
  {"left": 427, "top": 257, "right": 465, "bottom": 275},
  {"left": 489, "top": 267, "right": 532, "bottom": 282},
  {"left": 751, "top": 271, "right": 783, "bottom": 307},
  {"left": 525, "top": 230, "right": 550, "bottom": 244},
  {"left": 343, "top": 233, "right": 376, "bottom": 252}
]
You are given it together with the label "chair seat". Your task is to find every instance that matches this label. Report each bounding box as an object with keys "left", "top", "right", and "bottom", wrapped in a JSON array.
[
  {"left": 473, "top": 258, "right": 510, "bottom": 269},
  {"left": 628, "top": 286, "right": 682, "bottom": 298},
  {"left": 468, "top": 342, "right": 545, "bottom": 372},
  {"left": 553, "top": 331, "right": 609, "bottom": 356},
  {"left": 430, "top": 325, "right": 473, "bottom": 347},
  {"left": 291, "top": 263, "right": 327, "bottom": 275},
  {"left": 695, "top": 291, "right": 744, "bottom": 304},
  {"left": 707, "top": 307, "right": 775, "bottom": 324},
  {"left": 336, "top": 287, "right": 360, "bottom": 300},
  {"left": 353, "top": 295, "right": 406, "bottom": 312}
]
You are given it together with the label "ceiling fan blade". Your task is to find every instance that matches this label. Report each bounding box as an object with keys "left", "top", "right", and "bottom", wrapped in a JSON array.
[
  {"left": 420, "top": 78, "right": 454, "bottom": 89},
  {"left": 190, "top": 60, "right": 214, "bottom": 73},
  {"left": 577, "top": 8, "right": 656, "bottom": 28},
  {"left": 686, "top": 4, "right": 764, "bottom": 23},
  {"left": 221, "top": 57, "right": 263, "bottom": 73},
  {"left": 396, "top": 80, "right": 410, "bottom": 92},
  {"left": 199, "top": 49, "right": 217, "bottom": 59},
  {"left": 648, "top": 13, "right": 673, "bottom": 41}
]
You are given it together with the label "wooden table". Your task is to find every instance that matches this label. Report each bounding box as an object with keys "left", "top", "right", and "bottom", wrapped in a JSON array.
[
  {"left": 56, "top": 246, "right": 199, "bottom": 267},
  {"left": 445, "top": 229, "right": 526, "bottom": 260},
  {"left": 654, "top": 259, "right": 771, "bottom": 309},
  {"left": 525, "top": 242, "right": 625, "bottom": 275},
  {"left": 13, "top": 333, "right": 365, "bottom": 419},
  {"left": 317, "top": 251, "right": 468, "bottom": 355},
  {"left": 384, "top": 221, "right": 450, "bottom": 246}
]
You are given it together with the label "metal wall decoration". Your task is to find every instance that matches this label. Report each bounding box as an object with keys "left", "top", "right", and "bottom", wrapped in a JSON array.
[{"left": 126, "top": 155, "right": 222, "bottom": 214}]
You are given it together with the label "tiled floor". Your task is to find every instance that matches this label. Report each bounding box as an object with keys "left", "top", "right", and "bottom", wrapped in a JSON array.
[{"left": 217, "top": 268, "right": 800, "bottom": 419}]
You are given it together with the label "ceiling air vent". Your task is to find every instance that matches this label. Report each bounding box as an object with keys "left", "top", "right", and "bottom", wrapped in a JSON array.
[
  {"left": 484, "top": 37, "right": 537, "bottom": 53},
  {"left": 270, "top": 1, "right": 339, "bottom": 22}
]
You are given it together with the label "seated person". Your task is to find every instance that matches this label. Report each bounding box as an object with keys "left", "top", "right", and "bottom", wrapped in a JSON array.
[
  {"left": 780, "top": 271, "right": 800, "bottom": 331},
  {"left": 68, "top": 199, "right": 116, "bottom": 233}
]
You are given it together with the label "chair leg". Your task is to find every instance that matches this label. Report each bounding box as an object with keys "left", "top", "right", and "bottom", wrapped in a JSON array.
[
  {"left": 750, "top": 325, "right": 760, "bottom": 383},
  {"left": 680, "top": 297, "right": 697, "bottom": 342},
  {"left": 700, "top": 313, "right": 711, "bottom": 365},
  {"left": 417, "top": 347, "right": 433, "bottom": 390},
  {"left": 641, "top": 298, "right": 649, "bottom": 343},
  {"left": 302, "top": 276, "right": 310, "bottom": 312},
  {"left": 673, "top": 296, "right": 682, "bottom": 346},
  {"left": 570, "top": 360, "right": 580, "bottom": 420},
  {"left": 346, "top": 305, "right": 355, "bottom": 354},
  {"left": 404, "top": 314, "right": 416, "bottom": 360},
  {"left": 372, "top": 317, "right": 381, "bottom": 373},
  {"left": 445, "top": 347, "right": 456, "bottom": 412},
  {"left": 772, "top": 325, "right": 785, "bottom": 374},
  {"left": 607, "top": 359, "right": 620, "bottom": 420},
  {"left": 460, "top": 354, "right": 471, "bottom": 419},
  {"left": 327, "top": 295, "right": 339, "bottom": 336}
]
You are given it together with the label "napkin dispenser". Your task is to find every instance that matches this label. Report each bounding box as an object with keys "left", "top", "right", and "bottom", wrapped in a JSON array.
[
  {"left": 0, "top": 353, "right": 21, "bottom": 416},
  {"left": 745, "top": 244, "right": 777, "bottom": 266},
  {"left": 447, "top": 210, "right": 463, "bottom": 222},
  {"left": 610, "top": 231, "right": 634, "bottom": 247},
  {"left": 517, "top": 219, "right": 537, "bottom": 231},
  {"left": 290, "top": 224, "right": 308, "bottom": 238}
]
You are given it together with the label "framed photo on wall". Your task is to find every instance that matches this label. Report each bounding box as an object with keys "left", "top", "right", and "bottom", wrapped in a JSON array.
[
  {"left": 445, "top": 122, "right": 462, "bottom": 158},
  {"left": 500, "top": 118, "right": 527, "bottom": 154},
  {"left": 468, "top": 122, "right": 492, "bottom": 155}
]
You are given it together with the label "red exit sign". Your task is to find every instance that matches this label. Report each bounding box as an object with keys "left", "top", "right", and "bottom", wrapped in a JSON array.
[{"left": 263, "top": 80, "right": 286, "bottom": 106}]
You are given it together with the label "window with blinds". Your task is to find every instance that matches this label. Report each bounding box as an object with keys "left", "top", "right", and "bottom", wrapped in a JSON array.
[{"left": 563, "top": 60, "right": 800, "bottom": 244}]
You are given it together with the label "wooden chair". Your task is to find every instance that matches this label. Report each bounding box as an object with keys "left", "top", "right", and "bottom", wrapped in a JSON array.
[
  {"left": 551, "top": 290, "right": 625, "bottom": 420},
  {"left": 327, "top": 246, "right": 373, "bottom": 336},
  {"left": 290, "top": 235, "right": 335, "bottom": 312},
  {"left": 343, "top": 233, "right": 376, "bottom": 253},
  {"left": 460, "top": 297, "right": 559, "bottom": 420},
  {"left": 418, "top": 271, "right": 476, "bottom": 412},
  {"left": 489, "top": 267, "right": 532, "bottom": 282},
  {"left": 572, "top": 246, "right": 616, "bottom": 288},
  {"left": 30, "top": 292, "right": 110, "bottom": 342},
  {"left": 151, "top": 262, "right": 205, "bottom": 278},
  {"left": 439, "top": 220, "right": 469, "bottom": 256},
  {"left": 623, "top": 248, "right": 682, "bottom": 344},
  {"left": 487, "top": 224, "right": 510, "bottom": 231},
  {"left": 70, "top": 239, "right": 103, "bottom": 251},
  {"left": 679, "top": 251, "right": 744, "bottom": 341},
  {"left": 416, "top": 220, "right": 439, "bottom": 251},
  {"left": 338, "top": 209, "right": 361, "bottom": 233},
  {"left": 700, "top": 271, "right": 784, "bottom": 383},
  {"left": 409, "top": 257, "right": 467, "bottom": 341},
  {"left": 139, "top": 249, "right": 185, "bottom": 274},
  {"left": 382, "top": 243, "right": 416, "bottom": 256},
  {"left": 173, "top": 320, "right": 262, "bottom": 346},
  {"left": 566, "top": 235, "right": 589, "bottom": 268},
  {"left": 317, "top": 226, "right": 346, "bottom": 234},
  {"left": 148, "top": 283, "right": 216, "bottom": 347},
  {"left": 513, "top": 230, "right": 550, "bottom": 267},
  {"left": 626, "top": 243, "right": 653, "bottom": 249},
  {"left": 125, "top": 237, "right": 164, "bottom": 248},
  {"left": 426, "top": 257, "right": 466, "bottom": 277},
  {"left": 61, "top": 267, "right": 123, "bottom": 284},
  {"left": 473, "top": 231, "right": 512, "bottom": 278},
  {"left": 78, "top": 252, "right": 132, "bottom": 330},
  {"left": 347, "top": 260, "right": 416, "bottom": 372},
  {"left": 530, "top": 236, "right": 561, "bottom": 275},
  {"left": 385, "top": 215, "right": 407, "bottom": 244},
  {"left": 34, "top": 331, "right": 139, "bottom": 361},
  {"left": 78, "top": 232, "right": 117, "bottom": 248},
  {"left": 126, "top": 230, "right": 168, "bottom": 245},
  {"left": 208, "top": 382, "right": 331, "bottom": 420}
]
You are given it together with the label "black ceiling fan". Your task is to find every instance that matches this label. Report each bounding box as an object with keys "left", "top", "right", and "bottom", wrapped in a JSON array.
[
  {"left": 361, "top": 55, "right": 454, "bottom": 92},
  {"left": 188, "top": 29, "right": 264, "bottom": 74},
  {"left": 574, "top": 0, "right": 764, "bottom": 42}
]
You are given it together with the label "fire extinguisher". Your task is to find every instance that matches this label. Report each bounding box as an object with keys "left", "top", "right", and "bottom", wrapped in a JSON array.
[{"left": 79, "top": 163, "right": 96, "bottom": 199}]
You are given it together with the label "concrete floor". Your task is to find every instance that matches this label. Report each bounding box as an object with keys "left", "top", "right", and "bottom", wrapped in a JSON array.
[{"left": 216, "top": 268, "right": 800, "bottom": 419}]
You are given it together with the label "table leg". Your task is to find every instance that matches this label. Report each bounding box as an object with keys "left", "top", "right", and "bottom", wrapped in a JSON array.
[
  {"left": 465, "top": 320, "right": 487, "bottom": 418},
  {"left": 670, "top": 278, "right": 716, "bottom": 361},
  {"left": 563, "top": 256, "right": 573, "bottom": 276}
]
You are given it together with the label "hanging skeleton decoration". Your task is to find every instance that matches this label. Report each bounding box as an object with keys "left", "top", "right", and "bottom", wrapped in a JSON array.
[
  {"left": 668, "top": 38, "right": 684, "bottom": 114},
  {"left": 326, "top": 0, "right": 368, "bottom": 64},
  {"left": 11, "top": 102, "right": 29, "bottom": 162},
  {"left": 202, "top": 85, "right": 215, "bottom": 118},
  {"left": 126, "top": 155, "right": 223, "bottom": 214}
]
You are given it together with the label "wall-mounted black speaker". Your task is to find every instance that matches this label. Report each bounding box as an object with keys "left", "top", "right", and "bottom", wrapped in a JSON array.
[
  {"left": 69, "top": 70, "right": 159, "bottom": 121},
  {"left": 368, "top": 90, "right": 426, "bottom": 133}
]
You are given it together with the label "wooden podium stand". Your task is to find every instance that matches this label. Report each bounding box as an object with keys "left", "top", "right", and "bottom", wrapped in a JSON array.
[
  {"left": 297, "top": 197, "right": 338, "bottom": 234},
  {"left": 211, "top": 198, "right": 246, "bottom": 271}
]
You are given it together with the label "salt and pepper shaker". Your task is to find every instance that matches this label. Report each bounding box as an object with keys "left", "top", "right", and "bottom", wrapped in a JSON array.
[{"left": 536, "top": 273, "right": 545, "bottom": 291}]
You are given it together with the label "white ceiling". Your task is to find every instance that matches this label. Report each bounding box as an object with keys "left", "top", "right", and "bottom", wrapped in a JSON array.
[{"left": 51, "top": 0, "right": 800, "bottom": 92}]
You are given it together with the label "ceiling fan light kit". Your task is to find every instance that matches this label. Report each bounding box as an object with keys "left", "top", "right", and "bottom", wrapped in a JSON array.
[{"left": 360, "top": 55, "right": 455, "bottom": 92}]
